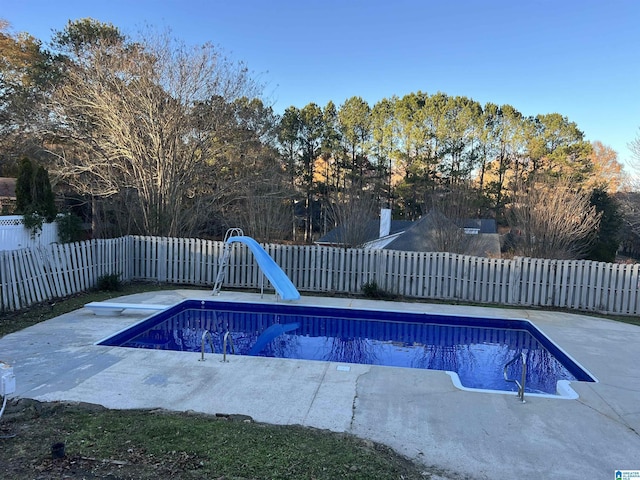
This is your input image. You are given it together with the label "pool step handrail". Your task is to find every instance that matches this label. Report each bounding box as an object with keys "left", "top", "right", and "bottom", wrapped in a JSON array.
[
  {"left": 503, "top": 352, "right": 527, "bottom": 403},
  {"left": 222, "top": 331, "right": 235, "bottom": 362},
  {"left": 212, "top": 228, "right": 244, "bottom": 295},
  {"left": 199, "top": 330, "right": 215, "bottom": 361}
]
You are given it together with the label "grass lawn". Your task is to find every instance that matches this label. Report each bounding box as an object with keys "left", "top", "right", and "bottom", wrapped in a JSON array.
[{"left": 0, "top": 399, "right": 437, "bottom": 479}]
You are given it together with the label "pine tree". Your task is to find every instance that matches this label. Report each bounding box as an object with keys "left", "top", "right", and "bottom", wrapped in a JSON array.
[
  {"left": 14, "top": 157, "right": 57, "bottom": 237},
  {"left": 33, "top": 166, "right": 57, "bottom": 221},
  {"left": 587, "top": 188, "right": 622, "bottom": 262},
  {"left": 15, "top": 157, "right": 34, "bottom": 214}
]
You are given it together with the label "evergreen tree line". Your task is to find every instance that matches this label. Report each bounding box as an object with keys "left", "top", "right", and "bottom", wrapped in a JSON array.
[
  {"left": 0, "top": 18, "right": 631, "bottom": 260},
  {"left": 277, "top": 95, "right": 620, "bottom": 238}
]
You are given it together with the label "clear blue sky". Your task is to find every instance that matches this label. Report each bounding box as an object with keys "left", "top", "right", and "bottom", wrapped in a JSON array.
[{"left": 4, "top": 0, "right": 640, "bottom": 167}]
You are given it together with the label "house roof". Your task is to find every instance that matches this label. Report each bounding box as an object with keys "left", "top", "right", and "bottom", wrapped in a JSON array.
[
  {"left": 382, "top": 212, "right": 500, "bottom": 257},
  {"left": 384, "top": 211, "right": 453, "bottom": 252},
  {"left": 315, "top": 219, "right": 413, "bottom": 246},
  {"left": 0, "top": 178, "right": 16, "bottom": 198},
  {"left": 318, "top": 211, "right": 500, "bottom": 257}
]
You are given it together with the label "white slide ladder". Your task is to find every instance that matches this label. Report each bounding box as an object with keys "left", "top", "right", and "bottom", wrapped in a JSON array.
[{"left": 212, "top": 228, "right": 244, "bottom": 295}]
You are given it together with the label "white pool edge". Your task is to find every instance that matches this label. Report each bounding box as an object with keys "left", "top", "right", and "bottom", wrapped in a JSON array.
[{"left": 446, "top": 371, "right": 582, "bottom": 400}]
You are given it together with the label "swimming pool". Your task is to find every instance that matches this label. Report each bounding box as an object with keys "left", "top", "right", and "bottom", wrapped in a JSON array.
[{"left": 97, "top": 300, "right": 596, "bottom": 397}]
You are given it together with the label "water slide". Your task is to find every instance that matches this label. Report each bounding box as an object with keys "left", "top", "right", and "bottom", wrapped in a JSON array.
[{"left": 226, "top": 236, "right": 301, "bottom": 301}]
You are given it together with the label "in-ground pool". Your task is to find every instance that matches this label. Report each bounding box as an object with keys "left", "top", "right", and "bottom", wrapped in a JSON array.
[{"left": 97, "top": 300, "right": 596, "bottom": 397}]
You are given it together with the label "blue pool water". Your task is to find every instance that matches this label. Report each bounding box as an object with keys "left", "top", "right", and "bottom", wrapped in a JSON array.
[{"left": 98, "top": 300, "right": 596, "bottom": 395}]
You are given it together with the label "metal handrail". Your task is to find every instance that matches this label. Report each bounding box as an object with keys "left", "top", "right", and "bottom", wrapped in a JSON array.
[
  {"left": 503, "top": 352, "right": 527, "bottom": 403},
  {"left": 222, "top": 331, "right": 235, "bottom": 362},
  {"left": 223, "top": 228, "right": 244, "bottom": 241},
  {"left": 199, "top": 330, "right": 215, "bottom": 361},
  {"left": 212, "top": 228, "right": 245, "bottom": 295},
  {"left": 212, "top": 243, "right": 231, "bottom": 295}
]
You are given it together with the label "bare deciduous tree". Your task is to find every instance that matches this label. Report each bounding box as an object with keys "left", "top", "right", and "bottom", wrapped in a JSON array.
[
  {"left": 629, "top": 128, "right": 640, "bottom": 168},
  {"left": 224, "top": 149, "right": 293, "bottom": 243},
  {"left": 423, "top": 185, "right": 488, "bottom": 255},
  {"left": 46, "top": 22, "right": 260, "bottom": 237},
  {"left": 618, "top": 191, "right": 640, "bottom": 236},
  {"left": 327, "top": 189, "right": 378, "bottom": 248},
  {"left": 508, "top": 176, "right": 601, "bottom": 259},
  {"left": 616, "top": 191, "right": 640, "bottom": 258}
]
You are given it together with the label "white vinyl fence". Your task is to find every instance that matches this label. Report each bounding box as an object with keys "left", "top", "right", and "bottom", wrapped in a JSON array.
[
  {"left": 0, "top": 215, "right": 59, "bottom": 251},
  {"left": 1, "top": 235, "right": 639, "bottom": 315}
]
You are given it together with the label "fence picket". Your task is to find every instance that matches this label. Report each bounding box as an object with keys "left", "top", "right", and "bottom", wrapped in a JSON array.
[
  {"left": 0, "top": 251, "right": 7, "bottom": 309},
  {"left": 70, "top": 242, "right": 82, "bottom": 292},
  {"left": 80, "top": 242, "right": 89, "bottom": 291},
  {"left": 631, "top": 264, "right": 640, "bottom": 315},
  {"left": 609, "top": 263, "right": 619, "bottom": 313},
  {"left": 620, "top": 264, "right": 633, "bottom": 314},
  {"left": 55, "top": 244, "right": 68, "bottom": 296},
  {"left": 155, "top": 238, "right": 164, "bottom": 282},
  {"left": 24, "top": 248, "right": 45, "bottom": 303},
  {"left": 46, "top": 245, "right": 61, "bottom": 297},
  {"left": 16, "top": 249, "right": 34, "bottom": 306},
  {"left": 8, "top": 251, "right": 22, "bottom": 309}
]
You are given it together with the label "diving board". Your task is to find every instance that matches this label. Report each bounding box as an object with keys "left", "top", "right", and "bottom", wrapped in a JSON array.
[
  {"left": 216, "top": 235, "right": 300, "bottom": 301},
  {"left": 85, "top": 302, "right": 169, "bottom": 316}
]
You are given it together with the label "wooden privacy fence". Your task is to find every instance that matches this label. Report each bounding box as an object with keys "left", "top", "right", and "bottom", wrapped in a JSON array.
[
  {"left": 1, "top": 235, "right": 639, "bottom": 315},
  {"left": 0, "top": 237, "right": 131, "bottom": 312}
]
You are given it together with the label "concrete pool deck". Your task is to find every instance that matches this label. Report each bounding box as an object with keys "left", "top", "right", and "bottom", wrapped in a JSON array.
[{"left": 0, "top": 289, "right": 639, "bottom": 479}]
